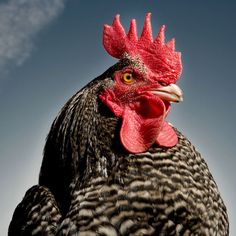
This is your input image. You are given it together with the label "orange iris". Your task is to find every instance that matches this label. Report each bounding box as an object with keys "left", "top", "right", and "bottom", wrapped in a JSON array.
[{"left": 123, "top": 73, "right": 134, "bottom": 84}]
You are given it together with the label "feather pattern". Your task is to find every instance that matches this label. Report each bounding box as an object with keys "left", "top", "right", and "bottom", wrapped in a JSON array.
[
  {"left": 9, "top": 60, "right": 229, "bottom": 235},
  {"left": 9, "top": 10, "right": 229, "bottom": 234}
]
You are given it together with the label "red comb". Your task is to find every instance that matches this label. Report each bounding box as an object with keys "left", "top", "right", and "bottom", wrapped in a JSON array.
[{"left": 103, "top": 13, "right": 182, "bottom": 84}]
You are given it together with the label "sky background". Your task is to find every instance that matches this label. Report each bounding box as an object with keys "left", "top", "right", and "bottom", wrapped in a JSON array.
[{"left": 0, "top": 0, "right": 235, "bottom": 235}]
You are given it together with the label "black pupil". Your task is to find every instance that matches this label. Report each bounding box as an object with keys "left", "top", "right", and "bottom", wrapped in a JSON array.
[{"left": 126, "top": 74, "right": 131, "bottom": 80}]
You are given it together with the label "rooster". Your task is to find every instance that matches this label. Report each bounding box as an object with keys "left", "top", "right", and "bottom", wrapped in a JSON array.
[{"left": 9, "top": 13, "right": 229, "bottom": 236}]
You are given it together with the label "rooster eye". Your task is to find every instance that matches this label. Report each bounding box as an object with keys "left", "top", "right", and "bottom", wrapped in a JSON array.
[{"left": 122, "top": 73, "right": 134, "bottom": 84}]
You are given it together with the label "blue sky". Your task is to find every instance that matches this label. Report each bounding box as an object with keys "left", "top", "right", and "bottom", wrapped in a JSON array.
[{"left": 0, "top": 0, "right": 235, "bottom": 235}]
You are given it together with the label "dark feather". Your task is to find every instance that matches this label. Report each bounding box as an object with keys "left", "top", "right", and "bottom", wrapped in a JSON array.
[{"left": 9, "top": 60, "right": 229, "bottom": 235}]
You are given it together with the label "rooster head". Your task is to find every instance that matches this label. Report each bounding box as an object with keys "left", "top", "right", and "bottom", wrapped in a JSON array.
[{"left": 99, "top": 13, "right": 183, "bottom": 153}]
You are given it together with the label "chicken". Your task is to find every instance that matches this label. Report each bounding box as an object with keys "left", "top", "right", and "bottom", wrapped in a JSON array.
[{"left": 9, "top": 13, "right": 229, "bottom": 236}]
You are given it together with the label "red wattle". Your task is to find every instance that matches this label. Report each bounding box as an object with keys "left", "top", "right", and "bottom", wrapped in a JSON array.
[
  {"left": 120, "top": 94, "right": 165, "bottom": 153},
  {"left": 156, "top": 121, "right": 178, "bottom": 147}
]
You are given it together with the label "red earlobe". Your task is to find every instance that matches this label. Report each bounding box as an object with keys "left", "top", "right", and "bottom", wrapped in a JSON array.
[{"left": 99, "top": 89, "right": 123, "bottom": 117}]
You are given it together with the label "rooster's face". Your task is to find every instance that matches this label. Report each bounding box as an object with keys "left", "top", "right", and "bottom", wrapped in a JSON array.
[
  {"left": 100, "top": 13, "right": 183, "bottom": 153},
  {"left": 99, "top": 58, "right": 183, "bottom": 153}
]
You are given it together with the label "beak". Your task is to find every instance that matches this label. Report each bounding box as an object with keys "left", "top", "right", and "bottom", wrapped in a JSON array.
[{"left": 151, "top": 84, "right": 183, "bottom": 103}]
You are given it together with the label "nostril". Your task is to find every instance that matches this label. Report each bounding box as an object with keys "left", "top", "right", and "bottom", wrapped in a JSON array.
[{"left": 158, "top": 81, "right": 168, "bottom": 86}]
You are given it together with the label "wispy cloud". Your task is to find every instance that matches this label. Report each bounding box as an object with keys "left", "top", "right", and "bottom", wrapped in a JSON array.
[{"left": 0, "top": 0, "right": 65, "bottom": 74}]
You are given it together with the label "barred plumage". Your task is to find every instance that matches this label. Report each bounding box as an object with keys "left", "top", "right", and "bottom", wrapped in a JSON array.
[
  {"left": 9, "top": 13, "right": 229, "bottom": 234},
  {"left": 9, "top": 60, "right": 228, "bottom": 235}
]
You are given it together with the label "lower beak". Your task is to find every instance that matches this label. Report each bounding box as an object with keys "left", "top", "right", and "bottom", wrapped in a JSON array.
[{"left": 151, "top": 84, "right": 183, "bottom": 103}]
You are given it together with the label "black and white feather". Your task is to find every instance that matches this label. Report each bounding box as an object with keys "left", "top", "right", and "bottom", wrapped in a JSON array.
[{"left": 9, "top": 60, "right": 229, "bottom": 236}]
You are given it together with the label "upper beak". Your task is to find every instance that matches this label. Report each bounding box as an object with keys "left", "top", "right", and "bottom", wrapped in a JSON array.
[{"left": 151, "top": 84, "right": 183, "bottom": 103}]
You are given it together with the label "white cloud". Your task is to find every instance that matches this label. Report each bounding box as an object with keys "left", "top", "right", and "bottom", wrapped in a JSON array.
[{"left": 0, "top": 0, "right": 65, "bottom": 73}]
